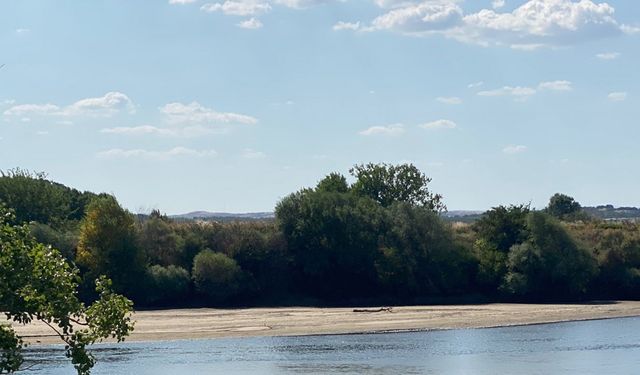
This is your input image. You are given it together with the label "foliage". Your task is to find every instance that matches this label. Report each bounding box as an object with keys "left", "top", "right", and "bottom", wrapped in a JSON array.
[
  {"left": 29, "top": 222, "right": 78, "bottom": 261},
  {"left": 380, "top": 203, "right": 475, "bottom": 296},
  {"left": 0, "top": 207, "right": 133, "bottom": 374},
  {"left": 474, "top": 239, "right": 508, "bottom": 292},
  {"left": 139, "top": 211, "right": 183, "bottom": 267},
  {"left": 501, "top": 212, "right": 597, "bottom": 299},
  {"left": 567, "top": 221, "right": 640, "bottom": 298},
  {"left": 546, "top": 193, "right": 586, "bottom": 221},
  {"left": 76, "top": 197, "right": 146, "bottom": 298},
  {"left": 192, "top": 250, "right": 244, "bottom": 302},
  {"left": 0, "top": 168, "right": 100, "bottom": 227},
  {"left": 349, "top": 163, "right": 445, "bottom": 211},
  {"left": 316, "top": 173, "right": 349, "bottom": 193},
  {"left": 0, "top": 325, "right": 23, "bottom": 374},
  {"left": 145, "top": 265, "right": 191, "bottom": 305},
  {"left": 474, "top": 205, "right": 530, "bottom": 253},
  {"left": 276, "top": 188, "right": 384, "bottom": 299}
]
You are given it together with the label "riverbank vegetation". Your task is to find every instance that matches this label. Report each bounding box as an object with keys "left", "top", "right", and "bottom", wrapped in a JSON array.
[{"left": 1, "top": 165, "right": 640, "bottom": 310}]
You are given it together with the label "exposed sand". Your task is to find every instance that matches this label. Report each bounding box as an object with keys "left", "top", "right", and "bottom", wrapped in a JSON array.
[{"left": 9, "top": 301, "right": 640, "bottom": 345}]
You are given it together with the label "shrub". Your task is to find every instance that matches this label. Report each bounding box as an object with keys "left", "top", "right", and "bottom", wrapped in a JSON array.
[
  {"left": 146, "top": 265, "right": 191, "bottom": 305},
  {"left": 192, "top": 250, "right": 243, "bottom": 302}
]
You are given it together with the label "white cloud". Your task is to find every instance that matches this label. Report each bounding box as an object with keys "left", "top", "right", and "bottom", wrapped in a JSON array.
[
  {"left": 274, "top": 0, "right": 332, "bottom": 9},
  {"left": 538, "top": 80, "right": 572, "bottom": 91},
  {"left": 3, "top": 92, "right": 133, "bottom": 118},
  {"left": 621, "top": 25, "right": 640, "bottom": 35},
  {"left": 373, "top": 0, "right": 413, "bottom": 8},
  {"left": 596, "top": 52, "right": 620, "bottom": 60},
  {"left": 608, "top": 92, "right": 627, "bottom": 102},
  {"left": 477, "top": 86, "right": 537, "bottom": 98},
  {"left": 201, "top": 1, "right": 271, "bottom": 16},
  {"left": 503, "top": 144, "right": 527, "bottom": 154},
  {"left": 333, "top": 21, "right": 361, "bottom": 31},
  {"left": 97, "top": 147, "right": 217, "bottom": 160},
  {"left": 3, "top": 103, "right": 60, "bottom": 116},
  {"left": 242, "top": 148, "right": 267, "bottom": 159},
  {"left": 370, "top": 1, "right": 464, "bottom": 33},
  {"left": 477, "top": 80, "right": 572, "bottom": 100},
  {"left": 101, "top": 125, "right": 173, "bottom": 136},
  {"left": 436, "top": 96, "right": 462, "bottom": 104},
  {"left": 359, "top": 123, "right": 405, "bottom": 136},
  {"left": 492, "top": 0, "right": 505, "bottom": 9},
  {"left": 420, "top": 119, "right": 457, "bottom": 130},
  {"left": 468, "top": 81, "right": 484, "bottom": 88},
  {"left": 64, "top": 92, "right": 134, "bottom": 116},
  {"left": 169, "top": 0, "right": 198, "bottom": 4},
  {"left": 359, "top": 0, "right": 628, "bottom": 49},
  {"left": 159, "top": 102, "right": 257, "bottom": 125},
  {"left": 461, "top": 0, "right": 621, "bottom": 46},
  {"left": 238, "top": 17, "right": 263, "bottom": 29},
  {"left": 101, "top": 101, "right": 256, "bottom": 138},
  {"left": 15, "top": 28, "right": 30, "bottom": 34}
]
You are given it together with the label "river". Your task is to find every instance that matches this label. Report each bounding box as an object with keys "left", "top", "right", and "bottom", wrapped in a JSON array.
[{"left": 24, "top": 316, "right": 640, "bottom": 374}]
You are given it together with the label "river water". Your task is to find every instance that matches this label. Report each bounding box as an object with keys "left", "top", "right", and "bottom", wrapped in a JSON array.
[{"left": 24, "top": 316, "right": 640, "bottom": 374}]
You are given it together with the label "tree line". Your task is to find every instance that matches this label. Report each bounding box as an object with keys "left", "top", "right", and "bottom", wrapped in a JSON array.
[{"left": 2, "top": 165, "right": 640, "bottom": 310}]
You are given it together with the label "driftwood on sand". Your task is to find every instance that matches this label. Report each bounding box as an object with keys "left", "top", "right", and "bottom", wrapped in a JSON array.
[{"left": 352, "top": 307, "right": 393, "bottom": 313}]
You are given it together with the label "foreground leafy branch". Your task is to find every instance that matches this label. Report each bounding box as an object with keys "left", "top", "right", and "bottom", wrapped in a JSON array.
[{"left": 0, "top": 207, "right": 134, "bottom": 374}]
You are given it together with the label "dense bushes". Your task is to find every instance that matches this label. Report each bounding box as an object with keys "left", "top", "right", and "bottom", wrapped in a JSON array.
[
  {"left": 501, "top": 212, "right": 597, "bottom": 299},
  {"left": 145, "top": 265, "right": 191, "bottom": 305},
  {"left": 192, "top": 250, "right": 244, "bottom": 303}
]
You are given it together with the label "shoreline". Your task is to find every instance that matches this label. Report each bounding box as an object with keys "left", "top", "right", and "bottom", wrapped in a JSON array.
[{"left": 10, "top": 301, "right": 640, "bottom": 345}]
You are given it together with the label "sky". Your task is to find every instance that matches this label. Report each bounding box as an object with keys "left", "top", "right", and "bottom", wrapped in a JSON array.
[{"left": 0, "top": 0, "right": 639, "bottom": 214}]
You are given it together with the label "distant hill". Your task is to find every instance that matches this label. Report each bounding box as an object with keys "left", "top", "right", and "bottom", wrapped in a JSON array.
[{"left": 170, "top": 211, "right": 275, "bottom": 221}]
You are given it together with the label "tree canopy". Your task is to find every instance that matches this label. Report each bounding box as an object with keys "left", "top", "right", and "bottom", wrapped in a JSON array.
[
  {"left": 546, "top": 193, "right": 585, "bottom": 221},
  {"left": 349, "top": 163, "right": 446, "bottom": 211},
  {"left": 76, "top": 197, "right": 146, "bottom": 298}
]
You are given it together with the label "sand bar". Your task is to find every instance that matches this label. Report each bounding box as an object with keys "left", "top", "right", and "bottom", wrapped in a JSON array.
[{"left": 8, "top": 301, "right": 640, "bottom": 345}]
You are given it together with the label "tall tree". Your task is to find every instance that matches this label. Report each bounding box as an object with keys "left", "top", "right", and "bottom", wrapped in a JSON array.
[
  {"left": 276, "top": 188, "right": 384, "bottom": 299},
  {"left": 546, "top": 193, "right": 584, "bottom": 221},
  {"left": 76, "top": 197, "right": 146, "bottom": 298},
  {"left": 350, "top": 163, "right": 445, "bottom": 211}
]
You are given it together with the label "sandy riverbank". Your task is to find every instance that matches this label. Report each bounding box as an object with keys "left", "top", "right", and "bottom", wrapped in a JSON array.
[{"left": 10, "top": 301, "right": 640, "bottom": 345}]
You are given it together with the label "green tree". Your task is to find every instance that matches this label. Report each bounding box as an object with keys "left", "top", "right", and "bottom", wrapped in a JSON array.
[
  {"left": 474, "top": 205, "right": 530, "bottom": 253},
  {"left": 192, "top": 250, "right": 244, "bottom": 302},
  {"left": 275, "top": 188, "right": 384, "bottom": 299},
  {"left": 145, "top": 265, "right": 191, "bottom": 305},
  {"left": 546, "top": 193, "right": 584, "bottom": 221},
  {"left": 350, "top": 163, "right": 445, "bottom": 211},
  {"left": 0, "top": 206, "right": 134, "bottom": 374},
  {"left": 139, "top": 210, "right": 183, "bottom": 267},
  {"left": 0, "top": 168, "right": 100, "bottom": 227},
  {"left": 501, "top": 212, "right": 597, "bottom": 299},
  {"left": 379, "top": 203, "right": 475, "bottom": 297},
  {"left": 76, "top": 197, "right": 146, "bottom": 298},
  {"left": 316, "top": 172, "right": 349, "bottom": 193}
]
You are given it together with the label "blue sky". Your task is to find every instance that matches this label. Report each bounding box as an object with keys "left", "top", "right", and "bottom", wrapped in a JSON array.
[{"left": 0, "top": 0, "right": 638, "bottom": 214}]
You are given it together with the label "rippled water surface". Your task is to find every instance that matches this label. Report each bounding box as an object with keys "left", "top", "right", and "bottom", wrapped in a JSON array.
[{"left": 25, "top": 317, "right": 640, "bottom": 374}]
